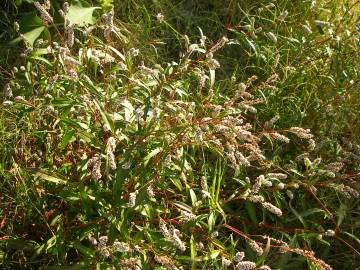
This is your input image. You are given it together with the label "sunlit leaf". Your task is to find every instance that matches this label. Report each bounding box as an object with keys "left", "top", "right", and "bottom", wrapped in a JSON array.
[{"left": 65, "top": 4, "right": 101, "bottom": 26}]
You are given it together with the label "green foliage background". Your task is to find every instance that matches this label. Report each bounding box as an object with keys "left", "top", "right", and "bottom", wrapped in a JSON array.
[{"left": 0, "top": 0, "right": 359, "bottom": 269}]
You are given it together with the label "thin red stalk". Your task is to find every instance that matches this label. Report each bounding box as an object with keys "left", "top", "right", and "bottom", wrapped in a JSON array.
[
  {"left": 334, "top": 235, "right": 360, "bottom": 257},
  {"left": 307, "top": 187, "right": 339, "bottom": 230}
]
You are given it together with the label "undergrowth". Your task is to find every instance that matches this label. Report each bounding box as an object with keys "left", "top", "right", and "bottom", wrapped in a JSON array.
[{"left": 0, "top": 1, "right": 359, "bottom": 269}]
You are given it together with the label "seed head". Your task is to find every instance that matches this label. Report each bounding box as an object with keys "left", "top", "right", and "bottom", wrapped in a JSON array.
[
  {"left": 222, "top": 257, "right": 232, "bottom": 267},
  {"left": 34, "top": 1, "right": 53, "bottom": 23},
  {"left": 14, "top": 96, "right": 26, "bottom": 102},
  {"left": 63, "top": 2, "right": 69, "bottom": 14},
  {"left": 324, "top": 230, "right": 335, "bottom": 237},
  {"left": 266, "top": 173, "right": 287, "bottom": 179},
  {"left": 107, "top": 137, "right": 116, "bottom": 152},
  {"left": 314, "top": 20, "right": 331, "bottom": 27},
  {"left": 207, "top": 58, "right": 220, "bottom": 69},
  {"left": 99, "top": 248, "right": 110, "bottom": 257},
  {"left": 262, "top": 202, "right": 283, "bottom": 216},
  {"left": 289, "top": 127, "right": 313, "bottom": 139},
  {"left": 14, "top": 22, "right": 20, "bottom": 32},
  {"left": 98, "top": 236, "right": 108, "bottom": 248},
  {"left": 119, "top": 258, "right": 140, "bottom": 267},
  {"left": 156, "top": 13, "right": 164, "bottom": 23},
  {"left": 179, "top": 209, "right": 197, "bottom": 221},
  {"left": 107, "top": 152, "right": 117, "bottom": 170},
  {"left": 209, "top": 36, "right": 229, "bottom": 53},
  {"left": 128, "top": 191, "right": 138, "bottom": 207},
  {"left": 147, "top": 185, "right": 155, "bottom": 197},
  {"left": 259, "top": 266, "right": 272, "bottom": 270},
  {"left": 112, "top": 241, "right": 131, "bottom": 252},
  {"left": 267, "top": 32, "right": 277, "bottom": 43},
  {"left": 269, "top": 132, "right": 290, "bottom": 143},
  {"left": 4, "top": 83, "right": 13, "bottom": 98},
  {"left": 302, "top": 24, "right": 312, "bottom": 34},
  {"left": 248, "top": 195, "right": 265, "bottom": 203},
  {"left": 248, "top": 239, "right": 263, "bottom": 256},
  {"left": 233, "top": 251, "right": 245, "bottom": 263},
  {"left": 159, "top": 220, "right": 171, "bottom": 238},
  {"left": 277, "top": 182, "right": 285, "bottom": 189},
  {"left": 90, "top": 154, "right": 102, "bottom": 180},
  {"left": 235, "top": 261, "right": 256, "bottom": 270}
]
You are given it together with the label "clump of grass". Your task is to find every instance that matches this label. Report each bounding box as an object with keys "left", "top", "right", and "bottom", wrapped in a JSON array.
[{"left": 1, "top": 1, "right": 360, "bottom": 269}]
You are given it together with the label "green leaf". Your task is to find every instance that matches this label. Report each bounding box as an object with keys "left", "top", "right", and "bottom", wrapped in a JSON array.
[
  {"left": 60, "top": 118, "right": 82, "bottom": 129},
  {"left": 344, "top": 232, "right": 360, "bottom": 245},
  {"left": 59, "top": 129, "right": 75, "bottom": 150},
  {"left": 287, "top": 208, "right": 325, "bottom": 222},
  {"left": 72, "top": 241, "right": 96, "bottom": 258},
  {"left": 144, "top": 147, "right": 162, "bottom": 166},
  {"left": 10, "top": 12, "right": 44, "bottom": 46},
  {"left": 65, "top": 4, "right": 100, "bottom": 26},
  {"left": 189, "top": 189, "right": 197, "bottom": 206},
  {"left": 337, "top": 203, "right": 347, "bottom": 227},
  {"left": 289, "top": 200, "right": 305, "bottom": 226},
  {"left": 209, "top": 69, "right": 215, "bottom": 88},
  {"left": 245, "top": 37, "right": 258, "bottom": 56},
  {"left": 190, "top": 234, "right": 196, "bottom": 270},
  {"left": 107, "top": 46, "right": 126, "bottom": 61},
  {"left": 32, "top": 235, "right": 56, "bottom": 259},
  {"left": 30, "top": 55, "right": 53, "bottom": 66},
  {"left": 257, "top": 236, "right": 271, "bottom": 265},
  {"left": 209, "top": 250, "right": 221, "bottom": 259},
  {"left": 245, "top": 201, "right": 258, "bottom": 224},
  {"left": 208, "top": 212, "right": 215, "bottom": 231},
  {"left": 121, "top": 99, "right": 134, "bottom": 122},
  {"left": 170, "top": 178, "right": 183, "bottom": 191},
  {"left": 92, "top": 99, "right": 114, "bottom": 132},
  {"left": 23, "top": 26, "right": 45, "bottom": 46},
  {"left": 44, "top": 262, "right": 88, "bottom": 270},
  {"left": 32, "top": 169, "right": 67, "bottom": 184}
]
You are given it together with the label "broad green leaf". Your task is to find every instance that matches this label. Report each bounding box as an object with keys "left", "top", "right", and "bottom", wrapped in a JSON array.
[
  {"left": 4, "top": 239, "right": 35, "bottom": 251},
  {"left": 50, "top": 214, "right": 63, "bottom": 226},
  {"left": 337, "top": 203, "right": 347, "bottom": 227},
  {"left": 10, "top": 12, "right": 44, "bottom": 46},
  {"left": 30, "top": 56, "right": 53, "bottom": 66},
  {"left": 245, "top": 37, "right": 258, "bottom": 55},
  {"left": 59, "top": 129, "right": 75, "bottom": 149},
  {"left": 189, "top": 189, "right": 197, "bottom": 206},
  {"left": 121, "top": 99, "right": 134, "bottom": 122},
  {"left": 32, "top": 235, "right": 56, "bottom": 259},
  {"left": 208, "top": 212, "right": 215, "bottom": 231},
  {"left": 144, "top": 147, "right": 162, "bottom": 166},
  {"left": 91, "top": 99, "right": 114, "bottom": 132},
  {"left": 209, "top": 69, "right": 215, "bottom": 88},
  {"left": 107, "top": 46, "right": 126, "bottom": 61},
  {"left": 209, "top": 250, "right": 221, "bottom": 259},
  {"left": 23, "top": 26, "right": 45, "bottom": 46},
  {"left": 65, "top": 5, "right": 100, "bottom": 26},
  {"left": 33, "top": 170, "right": 67, "bottom": 184},
  {"left": 173, "top": 202, "right": 193, "bottom": 213},
  {"left": 72, "top": 241, "right": 96, "bottom": 258},
  {"left": 60, "top": 118, "right": 81, "bottom": 129},
  {"left": 170, "top": 177, "right": 183, "bottom": 191}
]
